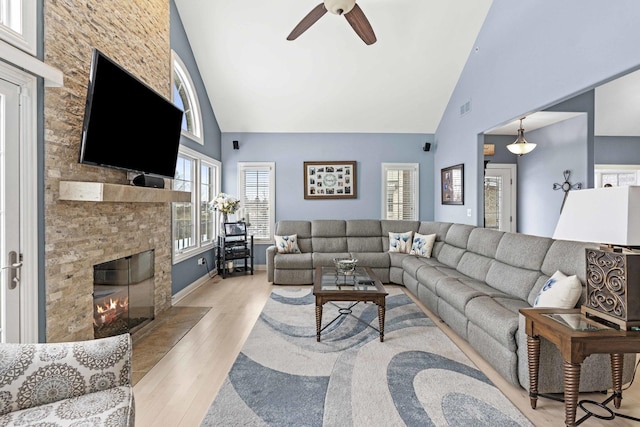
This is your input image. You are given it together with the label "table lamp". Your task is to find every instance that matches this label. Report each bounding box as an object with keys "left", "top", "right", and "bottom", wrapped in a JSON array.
[{"left": 553, "top": 186, "right": 640, "bottom": 330}]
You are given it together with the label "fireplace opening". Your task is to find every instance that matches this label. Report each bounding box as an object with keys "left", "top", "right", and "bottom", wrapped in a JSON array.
[{"left": 93, "top": 249, "right": 155, "bottom": 339}]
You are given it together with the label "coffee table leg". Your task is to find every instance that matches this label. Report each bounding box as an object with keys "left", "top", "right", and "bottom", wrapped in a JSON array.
[
  {"left": 378, "top": 304, "right": 385, "bottom": 342},
  {"left": 563, "top": 359, "right": 581, "bottom": 427},
  {"left": 316, "top": 304, "right": 322, "bottom": 342},
  {"left": 526, "top": 335, "right": 540, "bottom": 409},
  {"left": 611, "top": 353, "right": 623, "bottom": 409}
]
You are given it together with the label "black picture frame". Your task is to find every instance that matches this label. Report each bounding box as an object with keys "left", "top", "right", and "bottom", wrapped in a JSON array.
[{"left": 441, "top": 164, "right": 464, "bottom": 205}]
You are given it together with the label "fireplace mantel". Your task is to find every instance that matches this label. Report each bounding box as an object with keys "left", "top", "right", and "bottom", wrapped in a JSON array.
[{"left": 59, "top": 181, "right": 191, "bottom": 203}]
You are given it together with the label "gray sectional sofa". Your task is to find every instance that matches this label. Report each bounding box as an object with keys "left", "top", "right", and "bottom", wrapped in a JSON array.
[{"left": 266, "top": 219, "right": 635, "bottom": 393}]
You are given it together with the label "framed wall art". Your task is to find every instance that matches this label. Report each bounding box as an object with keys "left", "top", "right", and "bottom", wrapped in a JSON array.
[
  {"left": 441, "top": 163, "right": 464, "bottom": 205},
  {"left": 304, "top": 161, "right": 357, "bottom": 199}
]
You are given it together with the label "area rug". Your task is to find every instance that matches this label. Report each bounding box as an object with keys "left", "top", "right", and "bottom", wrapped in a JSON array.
[{"left": 201, "top": 287, "right": 532, "bottom": 426}]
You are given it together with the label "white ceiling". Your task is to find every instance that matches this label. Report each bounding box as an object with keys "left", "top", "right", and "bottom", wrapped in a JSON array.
[
  {"left": 174, "top": 0, "right": 493, "bottom": 133},
  {"left": 175, "top": 1, "right": 640, "bottom": 137}
]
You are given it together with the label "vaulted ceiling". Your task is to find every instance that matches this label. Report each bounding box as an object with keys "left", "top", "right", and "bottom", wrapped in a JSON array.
[
  {"left": 175, "top": 1, "right": 640, "bottom": 137},
  {"left": 174, "top": 0, "right": 493, "bottom": 133}
]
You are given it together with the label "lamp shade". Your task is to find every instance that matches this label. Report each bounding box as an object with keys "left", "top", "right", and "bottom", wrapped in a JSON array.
[
  {"left": 507, "top": 121, "right": 536, "bottom": 156},
  {"left": 553, "top": 186, "right": 640, "bottom": 246}
]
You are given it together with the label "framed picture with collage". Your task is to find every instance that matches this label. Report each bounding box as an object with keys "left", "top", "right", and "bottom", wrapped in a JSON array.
[{"left": 303, "top": 161, "right": 357, "bottom": 199}]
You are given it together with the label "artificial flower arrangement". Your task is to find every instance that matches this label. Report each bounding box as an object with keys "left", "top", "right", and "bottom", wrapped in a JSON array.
[{"left": 211, "top": 193, "right": 240, "bottom": 214}]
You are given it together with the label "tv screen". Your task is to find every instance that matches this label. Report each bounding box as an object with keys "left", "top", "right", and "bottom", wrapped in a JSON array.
[{"left": 79, "top": 49, "right": 184, "bottom": 179}]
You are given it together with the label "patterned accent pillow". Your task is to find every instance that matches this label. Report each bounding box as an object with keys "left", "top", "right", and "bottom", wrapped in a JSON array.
[
  {"left": 275, "top": 234, "right": 301, "bottom": 254},
  {"left": 388, "top": 231, "right": 413, "bottom": 254},
  {"left": 410, "top": 233, "right": 437, "bottom": 258},
  {"left": 534, "top": 270, "right": 582, "bottom": 308}
]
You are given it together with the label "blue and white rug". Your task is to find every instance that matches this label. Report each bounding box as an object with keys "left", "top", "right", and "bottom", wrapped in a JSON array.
[{"left": 201, "top": 287, "right": 532, "bottom": 426}]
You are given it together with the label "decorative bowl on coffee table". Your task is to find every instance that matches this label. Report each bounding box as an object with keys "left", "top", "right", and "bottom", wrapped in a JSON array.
[{"left": 333, "top": 258, "right": 358, "bottom": 275}]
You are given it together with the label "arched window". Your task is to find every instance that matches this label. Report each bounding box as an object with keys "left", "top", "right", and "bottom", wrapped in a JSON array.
[{"left": 172, "top": 51, "right": 203, "bottom": 144}]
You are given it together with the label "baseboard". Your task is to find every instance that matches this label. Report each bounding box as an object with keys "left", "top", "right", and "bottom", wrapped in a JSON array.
[{"left": 172, "top": 272, "right": 216, "bottom": 305}]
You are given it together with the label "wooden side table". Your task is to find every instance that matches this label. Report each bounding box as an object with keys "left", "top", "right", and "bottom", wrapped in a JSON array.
[{"left": 520, "top": 308, "right": 640, "bottom": 426}]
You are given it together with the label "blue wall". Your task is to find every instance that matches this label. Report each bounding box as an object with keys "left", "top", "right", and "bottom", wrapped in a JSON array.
[
  {"left": 595, "top": 136, "right": 640, "bottom": 164},
  {"left": 170, "top": 0, "right": 222, "bottom": 295},
  {"left": 517, "top": 115, "right": 588, "bottom": 236},
  {"left": 434, "top": 0, "right": 640, "bottom": 227},
  {"left": 221, "top": 132, "right": 435, "bottom": 264}
]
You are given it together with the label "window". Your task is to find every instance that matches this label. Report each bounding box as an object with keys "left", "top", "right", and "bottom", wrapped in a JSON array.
[
  {"left": 0, "top": 0, "right": 35, "bottom": 54},
  {"left": 238, "top": 162, "right": 275, "bottom": 243},
  {"left": 382, "top": 163, "right": 419, "bottom": 220},
  {"left": 173, "top": 146, "right": 220, "bottom": 262},
  {"left": 172, "top": 51, "right": 202, "bottom": 144},
  {"left": 595, "top": 165, "right": 640, "bottom": 188}
]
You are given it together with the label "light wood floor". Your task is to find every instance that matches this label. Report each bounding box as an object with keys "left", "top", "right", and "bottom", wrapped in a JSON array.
[{"left": 133, "top": 271, "right": 640, "bottom": 426}]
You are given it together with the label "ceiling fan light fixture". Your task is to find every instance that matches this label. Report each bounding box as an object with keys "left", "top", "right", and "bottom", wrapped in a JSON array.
[
  {"left": 507, "top": 118, "right": 537, "bottom": 156},
  {"left": 324, "top": 0, "right": 356, "bottom": 15}
]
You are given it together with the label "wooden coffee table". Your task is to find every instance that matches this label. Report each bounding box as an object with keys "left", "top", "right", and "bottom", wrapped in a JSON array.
[
  {"left": 520, "top": 307, "right": 640, "bottom": 426},
  {"left": 313, "top": 266, "right": 388, "bottom": 342}
]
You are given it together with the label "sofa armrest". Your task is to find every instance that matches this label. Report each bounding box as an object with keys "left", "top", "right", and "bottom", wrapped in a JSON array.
[
  {"left": 0, "top": 333, "right": 132, "bottom": 415},
  {"left": 266, "top": 245, "right": 277, "bottom": 282}
]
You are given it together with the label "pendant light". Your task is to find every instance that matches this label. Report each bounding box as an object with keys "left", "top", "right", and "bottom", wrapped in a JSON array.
[{"left": 507, "top": 117, "right": 536, "bottom": 156}]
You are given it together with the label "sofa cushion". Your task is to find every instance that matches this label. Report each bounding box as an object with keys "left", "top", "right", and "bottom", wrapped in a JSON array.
[
  {"left": 410, "top": 233, "right": 436, "bottom": 257},
  {"left": 465, "top": 296, "right": 528, "bottom": 351},
  {"left": 444, "top": 224, "right": 475, "bottom": 248},
  {"left": 435, "top": 278, "right": 485, "bottom": 313},
  {"left": 467, "top": 228, "right": 504, "bottom": 258},
  {"left": 456, "top": 252, "right": 494, "bottom": 282},
  {"left": 350, "top": 252, "right": 390, "bottom": 268},
  {"left": 533, "top": 270, "right": 582, "bottom": 308},
  {"left": 275, "top": 221, "right": 312, "bottom": 253},
  {"left": 417, "top": 221, "right": 452, "bottom": 242},
  {"left": 495, "top": 233, "right": 552, "bottom": 271},
  {"left": 485, "top": 261, "right": 542, "bottom": 301},
  {"left": 436, "top": 244, "right": 466, "bottom": 269},
  {"left": 274, "top": 234, "right": 301, "bottom": 254},
  {"left": 541, "top": 239, "right": 595, "bottom": 283},
  {"left": 274, "top": 253, "right": 313, "bottom": 269},
  {"left": 313, "top": 252, "right": 351, "bottom": 267},
  {"left": 388, "top": 231, "right": 413, "bottom": 253}
]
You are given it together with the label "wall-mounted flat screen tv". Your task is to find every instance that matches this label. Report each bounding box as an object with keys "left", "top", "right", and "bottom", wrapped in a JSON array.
[{"left": 79, "top": 49, "right": 184, "bottom": 179}]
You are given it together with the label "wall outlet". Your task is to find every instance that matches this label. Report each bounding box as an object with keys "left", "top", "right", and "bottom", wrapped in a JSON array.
[
  {"left": 467, "top": 209, "right": 472, "bottom": 217},
  {"left": 197, "top": 257, "right": 205, "bottom": 265}
]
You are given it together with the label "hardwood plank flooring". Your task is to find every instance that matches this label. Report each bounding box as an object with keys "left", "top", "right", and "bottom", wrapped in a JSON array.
[{"left": 133, "top": 271, "right": 640, "bottom": 426}]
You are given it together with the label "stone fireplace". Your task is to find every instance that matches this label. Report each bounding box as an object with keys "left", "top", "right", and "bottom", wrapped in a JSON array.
[
  {"left": 43, "top": 0, "right": 174, "bottom": 342},
  {"left": 93, "top": 250, "right": 155, "bottom": 339}
]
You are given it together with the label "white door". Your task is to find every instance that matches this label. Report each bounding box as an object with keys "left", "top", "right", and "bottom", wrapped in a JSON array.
[
  {"left": 0, "top": 77, "right": 22, "bottom": 342},
  {"left": 484, "top": 164, "right": 517, "bottom": 233}
]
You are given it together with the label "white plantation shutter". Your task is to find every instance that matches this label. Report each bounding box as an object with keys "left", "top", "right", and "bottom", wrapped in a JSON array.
[
  {"left": 382, "top": 163, "right": 419, "bottom": 220},
  {"left": 239, "top": 162, "right": 275, "bottom": 242}
]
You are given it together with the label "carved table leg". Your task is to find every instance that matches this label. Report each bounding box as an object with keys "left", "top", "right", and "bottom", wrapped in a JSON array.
[
  {"left": 378, "top": 304, "right": 385, "bottom": 342},
  {"left": 315, "top": 304, "right": 322, "bottom": 342},
  {"left": 611, "top": 353, "right": 624, "bottom": 409},
  {"left": 526, "top": 335, "right": 541, "bottom": 409},
  {"left": 563, "top": 359, "right": 582, "bottom": 427}
]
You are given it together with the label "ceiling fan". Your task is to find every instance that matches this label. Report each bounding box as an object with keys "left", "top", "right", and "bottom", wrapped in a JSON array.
[{"left": 287, "top": 0, "right": 377, "bottom": 45}]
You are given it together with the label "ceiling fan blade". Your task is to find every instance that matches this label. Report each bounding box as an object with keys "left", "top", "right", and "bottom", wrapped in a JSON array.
[
  {"left": 344, "top": 4, "right": 376, "bottom": 45},
  {"left": 287, "top": 3, "right": 327, "bottom": 41}
]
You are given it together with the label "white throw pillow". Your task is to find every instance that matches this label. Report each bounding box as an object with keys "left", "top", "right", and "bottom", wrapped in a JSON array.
[
  {"left": 274, "top": 234, "right": 301, "bottom": 254},
  {"left": 388, "top": 231, "right": 413, "bottom": 254},
  {"left": 410, "top": 233, "right": 437, "bottom": 258},
  {"left": 533, "top": 270, "right": 582, "bottom": 308}
]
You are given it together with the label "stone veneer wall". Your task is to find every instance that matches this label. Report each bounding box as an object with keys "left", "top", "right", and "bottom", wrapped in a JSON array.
[{"left": 44, "top": 0, "right": 173, "bottom": 342}]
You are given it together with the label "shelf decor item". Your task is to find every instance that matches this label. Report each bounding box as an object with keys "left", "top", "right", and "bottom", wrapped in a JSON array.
[
  {"left": 441, "top": 164, "right": 464, "bottom": 205},
  {"left": 211, "top": 193, "right": 240, "bottom": 235},
  {"left": 553, "top": 186, "right": 640, "bottom": 330},
  {"left": 304, "top": 161, "right": 357, "bottom": 199}
]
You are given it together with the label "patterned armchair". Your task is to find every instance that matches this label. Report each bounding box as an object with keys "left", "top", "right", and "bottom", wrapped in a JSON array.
[{"left": 0, "top": 333, "right": 134, "bottom": 426}]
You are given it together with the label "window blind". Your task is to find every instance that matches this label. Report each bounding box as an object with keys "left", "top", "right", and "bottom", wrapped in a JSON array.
[{"left": 382, "top": 163, "right": 419, "bottom": 221}]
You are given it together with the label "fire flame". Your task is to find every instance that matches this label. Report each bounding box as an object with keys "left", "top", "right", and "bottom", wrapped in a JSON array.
[{"left": 94, "top": 297, "right": 129, "bottom": 327}]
